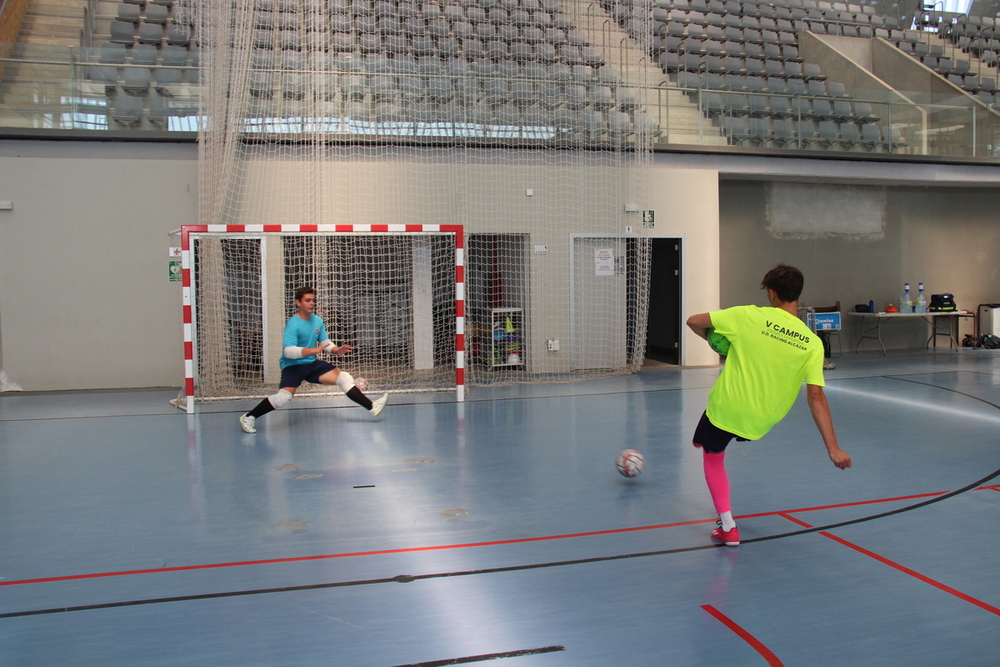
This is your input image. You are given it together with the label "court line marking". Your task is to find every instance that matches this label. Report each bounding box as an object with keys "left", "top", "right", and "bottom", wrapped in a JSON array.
[
  {"left": 820, "top": 532, "right": 1000, "bottom": 617},
  {"left": 387, "top": 645, "right": 565, "bottom": 666},
  {"left": 2, "top": 482, "right": 997, "bottom": 619},
  {"left": 701, "top": 605, "right": 784, "bottom": 667},
  {"left": 0, "top": 490, "right": 964, "bottom": 589},
  {"left": 779, "top": 515, "right": 1000, "bottom": 617},
  {"left": 1, "top": 371, "right": 997, "bottom": 620}
]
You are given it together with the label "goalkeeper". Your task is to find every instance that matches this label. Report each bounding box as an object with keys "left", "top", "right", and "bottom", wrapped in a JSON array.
[
  {"left": 685, "top": 264, "right": 851, "bottom": 547},
  {"left": 239, "top": 286, "right": 387, "bottom": 433}
]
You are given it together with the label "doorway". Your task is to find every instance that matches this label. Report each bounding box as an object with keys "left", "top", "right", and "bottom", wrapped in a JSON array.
[
  {"left": 645, "top": 237, "right": 682, "bottom": 365},
  {"left": 570, "top": 235, "right": 628, "bottom": 370}
]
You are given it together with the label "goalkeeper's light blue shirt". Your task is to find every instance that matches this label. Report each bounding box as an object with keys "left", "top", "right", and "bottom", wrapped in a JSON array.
[{"left": 280, "top": 314, "right": 329, "bottom": 369}]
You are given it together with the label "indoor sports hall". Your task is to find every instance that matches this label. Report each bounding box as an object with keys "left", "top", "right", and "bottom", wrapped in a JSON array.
[
  {"left": 2, "top": 0, "right": 1000, "bottom": 662},
  {"left": 1, "top": 351, "right": 999, "bottom": 665}
]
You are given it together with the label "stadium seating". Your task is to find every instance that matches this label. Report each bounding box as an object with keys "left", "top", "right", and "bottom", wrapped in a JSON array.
[{"left": 80, "top": 0, "right": 1000, "bottom": 151}]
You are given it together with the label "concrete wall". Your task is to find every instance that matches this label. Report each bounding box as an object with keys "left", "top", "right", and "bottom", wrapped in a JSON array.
[
  {"left": 0, "top": 141, "right": 720, "bottom": 390},
  {"left": 646, "top": 159, "right": 720, "bottom": 367},
  {"left": 1, "top": 138, "right": 997, "bottom": 391},
  {"left": 0, "top": 141, "right": 197, "bottom": 391},
  {"left": 720, "top": 180, "right": 1000, "bottom": 353}
]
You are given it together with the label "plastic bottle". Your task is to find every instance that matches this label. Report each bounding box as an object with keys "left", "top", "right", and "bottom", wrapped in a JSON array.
[
  {"left": 915, "top": 282, "right": 927, "bottom": 313},
  {"left": 899, "top": 283, "right": 912, "bottom": 313}
]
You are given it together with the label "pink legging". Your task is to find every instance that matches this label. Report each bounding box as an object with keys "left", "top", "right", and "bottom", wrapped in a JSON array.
[{"left": 702, "top": 449, "right": 731, "bottom": 514}]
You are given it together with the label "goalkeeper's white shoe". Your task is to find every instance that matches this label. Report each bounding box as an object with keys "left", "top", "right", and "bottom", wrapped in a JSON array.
[
  {"left": 370, "top": 394, "right": 388, "bottom": 417},
  {"left": 239, "top": 413, "right": 257, "bottom": 433}
]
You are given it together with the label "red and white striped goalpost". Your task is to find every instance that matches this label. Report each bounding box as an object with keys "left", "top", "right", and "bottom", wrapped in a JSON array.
[{"left": 179, "top": 223, "right": 466, "bottom": 413}]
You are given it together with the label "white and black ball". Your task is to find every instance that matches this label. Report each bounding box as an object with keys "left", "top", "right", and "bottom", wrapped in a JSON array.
[{"left": 615, "top": 449, "right": 645, "bottom": 478}]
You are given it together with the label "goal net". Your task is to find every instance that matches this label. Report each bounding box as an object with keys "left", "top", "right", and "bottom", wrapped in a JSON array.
[
  {"left": 174, "top": 224, "right": 465, "bottom": 412},
  {"left": 179, "top": 0, "right": 655, "bottom": 408}
]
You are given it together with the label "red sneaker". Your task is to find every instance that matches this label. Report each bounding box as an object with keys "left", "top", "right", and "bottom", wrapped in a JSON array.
[{"left": 711, "top": 523, "right": 740, "bottom": 546}]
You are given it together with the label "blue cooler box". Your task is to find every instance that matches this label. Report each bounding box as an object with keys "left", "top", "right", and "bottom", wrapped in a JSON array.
[{"left": 809, "top": 312, "right": 841, "bottom": 331}]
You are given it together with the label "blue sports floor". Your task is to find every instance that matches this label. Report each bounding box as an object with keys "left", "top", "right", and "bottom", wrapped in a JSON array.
[{"left": 1, "top": 350, "right": 999, "bottom": 666}]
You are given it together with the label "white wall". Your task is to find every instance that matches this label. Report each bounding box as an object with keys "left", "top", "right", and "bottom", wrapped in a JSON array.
[
  {"left": 0, "top": 142, "right": 721, "bottom": 390},
  {"left": 3, "top": 138, "right": 994, "bottom": 391},
  {"left": 0, "top": 141, "right": 197, "bottom": 391},
  {"left": 719, "top": 180, "right": 1000, "bottom": 351},
  {"left": 644, "top": 161, "right": 721, "bottom": 367}
]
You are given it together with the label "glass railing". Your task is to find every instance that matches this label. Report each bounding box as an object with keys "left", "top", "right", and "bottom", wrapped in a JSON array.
[
  {"left": 0, "top": 43, "right": 200, "bottom": 132},
  {"left": 2, "top": 41, "right": 998, "bottom": 158},
  {"left": 656, "top": 80, "right": 1000, "bottom": 157}
]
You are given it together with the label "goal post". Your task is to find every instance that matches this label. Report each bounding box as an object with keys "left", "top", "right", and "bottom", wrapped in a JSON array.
[{"left": 176, "top": 223, "right": 465, "bottom": 413}]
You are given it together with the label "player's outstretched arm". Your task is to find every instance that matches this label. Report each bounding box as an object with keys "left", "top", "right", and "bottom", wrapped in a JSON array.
[
  {"left": 807, "top": 384, "right": 852, "bottom": 470},
  {"left": 318, "top": 341, "right": 352, "bottom": 355},
  {"left": 285, "top": 344, "right": 334, "bottom": 358},
  {"left": 686, "top": 312, "right": 713, "bottom": 341}
]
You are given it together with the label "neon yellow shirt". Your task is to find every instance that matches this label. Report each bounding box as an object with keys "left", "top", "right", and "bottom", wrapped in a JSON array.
[{"left": 706, "top": 305, "right": 825, "bottom": 440}]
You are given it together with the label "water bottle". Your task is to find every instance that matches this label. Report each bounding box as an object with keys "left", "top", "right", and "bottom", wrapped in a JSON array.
[
  {"left": 899, "top": 283, "right": 912, "bottom": 313},
  {"left": 915, "top": 282, "right": 927, "bottom": 313}
]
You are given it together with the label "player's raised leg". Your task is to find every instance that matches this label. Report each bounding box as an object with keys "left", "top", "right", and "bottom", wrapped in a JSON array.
[{"left": 320, "top": 368, "right": 387, "bottom": 416}]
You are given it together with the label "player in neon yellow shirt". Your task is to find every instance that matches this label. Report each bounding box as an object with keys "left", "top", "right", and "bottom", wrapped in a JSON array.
[{"left": 686, "top": 264, "right": 851, "bottom": 547}]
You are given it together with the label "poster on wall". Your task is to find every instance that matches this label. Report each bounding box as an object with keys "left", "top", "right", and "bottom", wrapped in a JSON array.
[
  {"left": 595, "top": 248, "right": 614, "bottom": 276},
  {"left": 169, "top": 246, "right": 182, "bottom": 283}
]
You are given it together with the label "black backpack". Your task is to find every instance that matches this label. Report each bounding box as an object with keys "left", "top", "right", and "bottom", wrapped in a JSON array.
[
  {"left": 929, "top": 293, "right": 956, "bottom": 312},
  {"left": 982, "top": 334, "right": 1000, "bottom": 349}
]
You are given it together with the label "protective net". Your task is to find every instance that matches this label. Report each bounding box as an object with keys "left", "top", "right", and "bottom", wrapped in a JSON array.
[
  {"left": 180, "top": 0, "right": 654, "bottom": 406},
  {"left": 178, "top": 228, "right": 460, "bottom": 408}
]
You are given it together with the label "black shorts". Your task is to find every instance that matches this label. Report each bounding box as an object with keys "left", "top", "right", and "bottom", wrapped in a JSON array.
[
  {"left": 693, "top": 411, "right": 750, "bottom": 453},
  {"left": 280, "top": 360, "right": 337, "bottom": 388}
]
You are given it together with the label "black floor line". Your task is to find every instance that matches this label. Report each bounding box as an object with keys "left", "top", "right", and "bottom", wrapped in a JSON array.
[{"left": 388, "top": 645, "right": 566, "bottom": 666}]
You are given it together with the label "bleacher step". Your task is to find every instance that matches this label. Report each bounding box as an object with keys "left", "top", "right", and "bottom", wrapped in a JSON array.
[{"left": 558, "top": 0, "right": 724, "bottom": 142}]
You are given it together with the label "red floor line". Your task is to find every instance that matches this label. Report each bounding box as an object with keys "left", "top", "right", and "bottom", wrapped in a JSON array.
[
  {"left": 701, "top": 604, "right": 785, "bottom": 667},
  {"left": 777, "top": 513, "right": 813, "bottom": 529},
  {"left": 819, "top": 532, "right": 1000, "bottom": 617},
  {"left": 0, "top": 489, "right": 972, "bottom": 588},
  {"left": 0, "top": 518, "right": 717, "bottom": 588},
  {"left": 738, "top": 490, "right": 946, "bottom": 520}
]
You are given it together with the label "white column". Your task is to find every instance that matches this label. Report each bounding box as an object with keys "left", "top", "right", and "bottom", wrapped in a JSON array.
[{"left": 412, "top": 237, "right": 434, "bottom": 370}]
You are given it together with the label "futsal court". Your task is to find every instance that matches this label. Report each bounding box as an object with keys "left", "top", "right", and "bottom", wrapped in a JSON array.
[{"left": 1, "top": 348, "right": 998, "bottom": 666}]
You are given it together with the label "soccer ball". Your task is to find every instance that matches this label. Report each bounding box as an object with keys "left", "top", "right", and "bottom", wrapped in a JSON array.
[
  {"left": 707, "top": 327, "right": 731, "bottom": 356},
  {"left": 355, "top": 377, "right": 369, "bottom": 392},
  {"left": 615, "top": 449, "right": 645, "bottom": 478}
]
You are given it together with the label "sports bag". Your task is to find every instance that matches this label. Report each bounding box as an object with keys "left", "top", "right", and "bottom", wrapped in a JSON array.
[{"left": 929, "top": 294, "right": 956, "bottom": 312}]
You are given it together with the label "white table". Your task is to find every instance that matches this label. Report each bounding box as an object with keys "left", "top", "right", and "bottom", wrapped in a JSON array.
[{"left": 848, "top": 311, "right": 975, "bottom": 355}]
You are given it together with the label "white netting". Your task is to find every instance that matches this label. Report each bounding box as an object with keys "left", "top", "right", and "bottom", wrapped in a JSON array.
[
  {"left": 185, "top": 230, "right": 458, "bottom": 403},
  {"left": 184, "top": 0, "right": 654, "bottom": 403}
]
